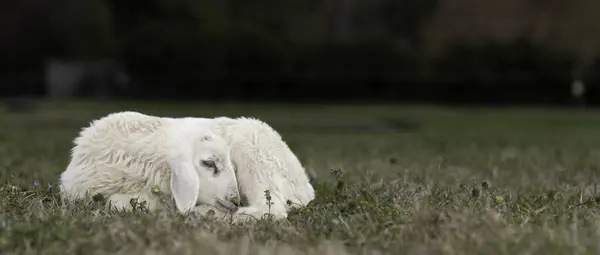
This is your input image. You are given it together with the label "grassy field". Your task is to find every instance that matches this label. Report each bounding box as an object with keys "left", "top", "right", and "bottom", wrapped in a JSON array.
[{"left": 1, "top": 101, "right": 600, "bottom": 254}]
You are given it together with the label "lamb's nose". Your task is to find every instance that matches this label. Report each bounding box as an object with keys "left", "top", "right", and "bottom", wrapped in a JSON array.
[
  {"left": 226, "top": 191, "right": 242, "bottom": 206},
  {"left": 216, "top": 198, "right": 238, "bottom": 212}
]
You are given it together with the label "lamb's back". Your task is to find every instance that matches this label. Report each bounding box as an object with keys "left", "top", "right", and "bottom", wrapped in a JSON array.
[{"left": 63, "top": 111, "right": 171, "bottom": 197}]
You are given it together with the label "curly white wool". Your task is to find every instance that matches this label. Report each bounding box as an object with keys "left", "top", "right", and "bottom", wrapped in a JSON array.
[{"left": 59, "top": 111, "right": 241, "bottom": 214}]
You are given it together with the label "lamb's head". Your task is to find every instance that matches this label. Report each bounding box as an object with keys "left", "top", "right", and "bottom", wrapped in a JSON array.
[{"left": 169, "top": 130, "right": 240, "bottom": 214}]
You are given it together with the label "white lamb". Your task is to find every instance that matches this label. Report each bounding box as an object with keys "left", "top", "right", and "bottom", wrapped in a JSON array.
[
  {"left": 177, "top": 116, "right": 316, "bottom": 223},
  {"left": 59, "top": 111, "right": 241, "bottom": 215}
]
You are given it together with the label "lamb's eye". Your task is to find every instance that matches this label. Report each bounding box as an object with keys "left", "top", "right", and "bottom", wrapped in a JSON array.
[
  {"left": 201, "top": 160, "right": 219, "bottom": 175},
  {"left": 201, "top": 160, "right": 216, "bottom": 168}
]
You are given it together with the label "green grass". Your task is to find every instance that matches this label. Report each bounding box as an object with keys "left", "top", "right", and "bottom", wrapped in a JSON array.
[{"left": 1, "top": 100, "right": 600, "bottom": 254}]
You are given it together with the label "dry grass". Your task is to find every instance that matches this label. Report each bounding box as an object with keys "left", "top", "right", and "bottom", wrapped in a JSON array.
[{"left": 1, "top": 101, "right": 600, "bottom": 254}]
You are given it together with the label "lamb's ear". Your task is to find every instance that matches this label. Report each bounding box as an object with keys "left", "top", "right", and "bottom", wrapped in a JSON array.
[{"left": 170, "top": 160, "right": 200, "bottom": 213}]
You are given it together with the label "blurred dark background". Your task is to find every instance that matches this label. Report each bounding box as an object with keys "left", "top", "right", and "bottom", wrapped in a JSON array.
[{"left": 2, "top": 0, "right": 600, "bottom": 106}]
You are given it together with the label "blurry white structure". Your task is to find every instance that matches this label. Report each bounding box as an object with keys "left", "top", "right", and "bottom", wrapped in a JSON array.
[
  {"left": 46, "top": 59, "right": 86, "bottom": 99},
  {"left": 45, "top": 59, "right": 130, "bottom": 99},
  {"left": 570, "top": 66, "right": 586, "bottom": 107},
  {"left": 571, "top": 79, "right": 585, "bottom": 99}
]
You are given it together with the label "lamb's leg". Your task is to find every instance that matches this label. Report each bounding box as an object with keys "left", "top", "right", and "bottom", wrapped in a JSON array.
[
  {"left": 190, "top": 194, "right": 290, "bottom": 224},
  {"left": 190, "top": 204, "right": 286, "bottom": 224}
]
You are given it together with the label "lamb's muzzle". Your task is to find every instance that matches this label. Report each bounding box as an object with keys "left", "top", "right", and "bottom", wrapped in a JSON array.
[{"left": 216, "top": 198, "right": 238, "bottom": 212}]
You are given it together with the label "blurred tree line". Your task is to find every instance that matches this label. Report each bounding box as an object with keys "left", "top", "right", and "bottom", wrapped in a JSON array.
[{"left": 2, "top": 0, "right": 600, "bottom": 105}]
